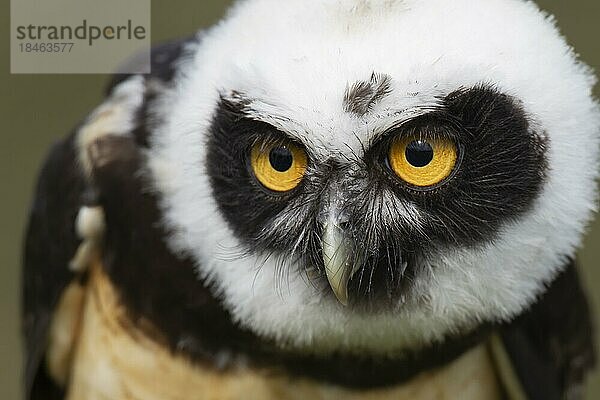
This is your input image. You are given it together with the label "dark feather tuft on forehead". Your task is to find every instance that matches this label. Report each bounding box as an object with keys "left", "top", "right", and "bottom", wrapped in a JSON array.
[{"left": 344, "top": 72, "right": 392, "bottom": 116}]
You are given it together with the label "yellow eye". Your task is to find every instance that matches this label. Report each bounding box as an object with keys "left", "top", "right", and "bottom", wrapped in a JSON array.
[
  {"left": 250, "top": 141, "right": 308, "bottom": 192},
  {"left": 389, "top": 135, "right": 458, "bottom": 187}
]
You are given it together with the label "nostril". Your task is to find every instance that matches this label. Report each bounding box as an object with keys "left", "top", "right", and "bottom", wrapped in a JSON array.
[{"left": 337, "top": 220, "right": 352, "bottom": 231}]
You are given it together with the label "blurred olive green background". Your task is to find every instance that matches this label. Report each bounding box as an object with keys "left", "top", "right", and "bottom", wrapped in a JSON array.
[{"left": 1, "top": 1, "right": 599, "bottom": 398}]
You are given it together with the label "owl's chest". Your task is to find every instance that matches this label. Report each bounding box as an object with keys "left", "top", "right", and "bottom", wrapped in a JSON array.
[{"left": 49, "top": 262, "right": 504, "bottom": 400}]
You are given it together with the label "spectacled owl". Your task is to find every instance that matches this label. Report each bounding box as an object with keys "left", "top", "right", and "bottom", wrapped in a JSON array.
[{"left": 23, "top": 0, "right": 599, "bottom": 399}]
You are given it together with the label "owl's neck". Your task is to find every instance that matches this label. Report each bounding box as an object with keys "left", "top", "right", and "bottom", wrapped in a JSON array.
[{"left": 53, "top": 260, "right": 504, "bottom": 400}]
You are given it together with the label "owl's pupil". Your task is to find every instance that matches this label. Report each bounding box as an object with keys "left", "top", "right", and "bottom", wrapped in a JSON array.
[
  {"left": 269, "top": 146, "right": 294, "bottom": 172},
  {"left": 405, "top": 140, "right": 434, "bottom": 167}
]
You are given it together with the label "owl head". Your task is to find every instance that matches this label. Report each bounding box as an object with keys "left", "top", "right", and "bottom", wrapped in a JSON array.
[{"left": 149, "top": 0, "right": 600, "bottom": 354}]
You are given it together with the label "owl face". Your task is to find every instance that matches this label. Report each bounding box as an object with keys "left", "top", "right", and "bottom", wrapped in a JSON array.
[
  {"left": 207, "top": 85, "right": 548, "bottom": 307},
  {"left": 150, "top": 0, "right": 599, "bottom": 353}
]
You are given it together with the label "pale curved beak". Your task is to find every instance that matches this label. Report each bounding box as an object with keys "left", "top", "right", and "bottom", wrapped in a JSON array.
[
  {"left": 319, "top": 187, "right": 362, "bottom": 305},
  {"left": 322, "top": 222, "right": 360, "bottom": 305}
]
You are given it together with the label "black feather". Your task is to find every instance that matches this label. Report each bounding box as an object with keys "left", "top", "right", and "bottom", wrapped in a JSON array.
[
  {"left": 500, "top": 259, "right": 596, "bottom": 400},
  {"left": 22, "top": 130, "right": 84, "bottom": 400}
]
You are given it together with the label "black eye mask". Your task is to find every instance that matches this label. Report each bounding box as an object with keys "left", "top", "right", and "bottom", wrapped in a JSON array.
[{"left": 207, "top": 85, "right": 548, "bottom": 254}]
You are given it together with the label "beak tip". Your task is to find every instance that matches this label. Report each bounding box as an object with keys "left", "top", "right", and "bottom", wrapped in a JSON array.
[{"left": 333, "top": 290, "right": 349, "bottom": 306}]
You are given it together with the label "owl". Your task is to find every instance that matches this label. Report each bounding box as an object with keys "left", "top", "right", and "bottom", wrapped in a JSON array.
[{"left": 23, "top": 0, "right": 599, "bottom": 399}]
